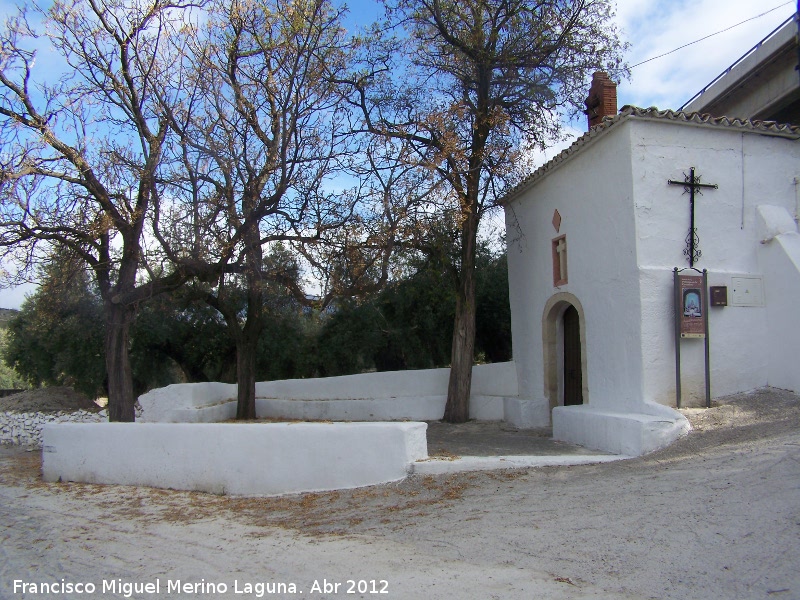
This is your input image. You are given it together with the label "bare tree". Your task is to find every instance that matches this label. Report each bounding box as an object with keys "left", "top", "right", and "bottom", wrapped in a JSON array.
[
  {"left": 162, "top": 0, "right": 399, "bottom": 419},
  {"left": 343, "top": 0, "right": 627, "bottom": 422},
  {"left": 0, "top": 0, "right": 229, "bottom": 421}
]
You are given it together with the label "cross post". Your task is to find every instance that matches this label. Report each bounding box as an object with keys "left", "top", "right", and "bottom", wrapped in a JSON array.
[{"left": 668, "top": 167, "right": 718, "bottom": 267}]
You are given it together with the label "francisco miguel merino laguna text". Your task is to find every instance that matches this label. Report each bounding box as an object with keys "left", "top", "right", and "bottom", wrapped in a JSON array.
[{"left": 13, "top": 578, "right": 299, "bottom": 597}]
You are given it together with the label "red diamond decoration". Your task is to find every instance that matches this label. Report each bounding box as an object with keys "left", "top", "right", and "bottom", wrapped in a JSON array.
[{"left": 552, "top": 209, "right": 562, "bottom": 233}]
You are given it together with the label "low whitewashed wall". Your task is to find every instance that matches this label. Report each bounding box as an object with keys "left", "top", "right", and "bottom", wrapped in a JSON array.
[
  {"left": 255, "top": 394, "right": 505, "bottom": 422},
  {"left": 254, "top": 362, "right": 518, "bottom": 400},
  {"left": 139, "top": 363, "right": 518, "bottom": 423},
  {"left": 0, "top": 410, "right": 104, "bottom": 448},
  {"left": 552, "top": 403, "right": 690, "bottom": 456},
  {"left": 138, "top": 383, "right": 237, "bottom": 422},
  {"left": 42, "top": 421, "right": 428, "bottom": 496}
]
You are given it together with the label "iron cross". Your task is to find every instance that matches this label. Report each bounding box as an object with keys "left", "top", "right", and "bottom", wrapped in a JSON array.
[{"left": 668, "top": 167, "right": 718, "bottom": 267}]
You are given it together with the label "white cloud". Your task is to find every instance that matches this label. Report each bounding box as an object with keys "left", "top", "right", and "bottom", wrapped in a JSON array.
[
  {"left": 614, "top": 0, "right": 796, "bottom": 110},
  {"left": 546, "top": 1, "right": 796, "bottom": 164}
]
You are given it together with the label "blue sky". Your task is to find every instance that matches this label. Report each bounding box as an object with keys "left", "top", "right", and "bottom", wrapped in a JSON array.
[
  {"left": 337, "top": 0, "right": 796, "bottom": 111},
  {"left": 527, "top": 0, "right": 797, "bottom": 163},
  {"left": 0, "top": 0, "right": 796, "bottom": 309}
]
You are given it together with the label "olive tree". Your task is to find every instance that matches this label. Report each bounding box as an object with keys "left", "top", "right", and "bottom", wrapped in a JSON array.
[
  {"left": 344, "top": 0, "right": 626, "bottom": 421},
  {"left": 0, "top": 0, "right": 233, "bottom": 420},
  {"left": 162, "top": 0, "right": 399, "bottom": 419}
]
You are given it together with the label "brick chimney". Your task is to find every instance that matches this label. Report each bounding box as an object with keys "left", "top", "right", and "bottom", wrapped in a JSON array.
[{"left": 584, "top": 71, "right": 617, "bottom": 130}]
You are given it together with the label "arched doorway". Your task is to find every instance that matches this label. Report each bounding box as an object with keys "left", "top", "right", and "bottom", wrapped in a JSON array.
[
  {"left": 562, "top": 305, "right": 583, "bottom": 405},
  {"left": 542, "top": 293, "right": 587, "bottom": 412}
]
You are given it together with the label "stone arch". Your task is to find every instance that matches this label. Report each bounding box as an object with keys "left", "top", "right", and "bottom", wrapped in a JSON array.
[{"left": 542, "top": 292, "right": 589, "bottom": 411}]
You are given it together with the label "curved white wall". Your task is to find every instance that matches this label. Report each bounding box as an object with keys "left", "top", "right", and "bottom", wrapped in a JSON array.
[
  {"left": 42, "top": 421, "right": 428, "bottom": 496},
  {"left": 139, "top": 363, "right": 518, "bottom": 424},
  {"left": 254, "top": 363, "right": 518, "bottom": 400}
]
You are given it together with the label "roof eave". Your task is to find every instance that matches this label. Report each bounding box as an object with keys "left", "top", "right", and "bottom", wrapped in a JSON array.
[{"left": 500, "top": 106, "right": 800, "bottom": 206}]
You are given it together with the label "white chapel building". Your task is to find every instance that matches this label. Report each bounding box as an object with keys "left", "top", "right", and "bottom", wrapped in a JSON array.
[
  {"left": 133, "top": 24, "right": 800, "bottom": 462},
  {"left": 502, "top": 70, "right": 800, "bottom": 455}
]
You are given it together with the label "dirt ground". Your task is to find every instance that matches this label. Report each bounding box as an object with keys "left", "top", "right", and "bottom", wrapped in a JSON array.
[
  {"left": 1, "top": 387, "right": 799, "bottom": 599},
  {"left": 0, "top": 387, "right": 101, "bottom": 413}
]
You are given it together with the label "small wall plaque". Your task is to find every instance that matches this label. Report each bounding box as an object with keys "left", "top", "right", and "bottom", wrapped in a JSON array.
[{"left": 710, "top": 286, "right": 727, "bottom": 307}]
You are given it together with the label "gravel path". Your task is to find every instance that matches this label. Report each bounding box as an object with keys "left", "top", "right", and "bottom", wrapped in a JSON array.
[{"left": 1, "top": 387, "right": 799, "bottom": 599}]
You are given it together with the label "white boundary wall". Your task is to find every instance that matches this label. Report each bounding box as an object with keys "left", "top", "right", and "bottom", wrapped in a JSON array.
[
  {"left": 139, "top": 363, "right": 519, "bottom": 423},
  {"left": 42, "top": 422, "right": 428, "bottom": 496},
  {"left": 138, "top": 382, "right": 238, "bottom": 423},
  {"left": 553, "top": 402, "right": 691, "bottom": 456}
]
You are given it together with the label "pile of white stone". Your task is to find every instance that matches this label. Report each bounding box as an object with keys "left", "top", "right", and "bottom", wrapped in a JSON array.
[{"left": 0, "top": 409, "right": 105, "bottom": 448}]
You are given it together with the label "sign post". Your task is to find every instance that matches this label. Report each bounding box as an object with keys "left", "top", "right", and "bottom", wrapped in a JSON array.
[{"left": 674, "top": 267, "right": 711, "bottom": 408}]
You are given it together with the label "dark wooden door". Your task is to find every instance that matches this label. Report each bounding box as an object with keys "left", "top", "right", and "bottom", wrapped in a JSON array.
[{"left": 563, "top": 305, "right": 583, "bottom": 406}]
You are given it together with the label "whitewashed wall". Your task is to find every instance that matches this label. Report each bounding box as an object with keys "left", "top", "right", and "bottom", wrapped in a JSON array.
[
  {"left": 506, "top": 116, "right": 800, "bottom": 417},
  {"left": 254, "top": 362, "right": 518, "bottom": 399},
  {"left": 757, "top": 206, "right": 800, "bottom": 394},
  {"left": 138, "top": 383, "right": 237, "bottom": 422},
  {"left": 505, "top": 120, "right": 643, "bottom": 415},
  {"left": 43, "top": 422, "right": 428, "bottom": 496},
  {"left": 139, "top": 362, "right": 518, "bottom": 423},
  {"left": 632, "top": 121, "right": 800, "bottom": 405},
  {"left": 503, "top": 114, "right": 797, "bottom": 453}
]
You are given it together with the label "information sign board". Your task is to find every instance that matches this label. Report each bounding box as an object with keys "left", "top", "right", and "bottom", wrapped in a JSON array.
[{"left": 679, "top": 275, "right": 705, "bottom": 338}]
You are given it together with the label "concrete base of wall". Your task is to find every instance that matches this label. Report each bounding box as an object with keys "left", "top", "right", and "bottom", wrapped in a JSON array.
[
  {"left": 42, "top": 422, "right": 428, "bottom": 497},
  {"left": 552, "top": 404, "right": 690, "bottom": 456},
  {"left": 503, "top": 397, "right": 551, "bottom": 428}
]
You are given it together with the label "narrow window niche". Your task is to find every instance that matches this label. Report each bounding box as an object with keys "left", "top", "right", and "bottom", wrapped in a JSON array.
[{"left": 552, "top": 235, "right": 567, "bottom": 286}]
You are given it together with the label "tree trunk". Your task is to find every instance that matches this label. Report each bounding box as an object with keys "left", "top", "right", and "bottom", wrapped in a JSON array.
[
  {"left": 443, "top": 207, "right": 479, "bottom": 423},
  {"left": 104, "top": 302, "right": 136, "bottom": 422},
  {"left": 235, "top": 206, "right": 264, "bottom": 421},
  {"left": 235, "top": 298, "right": 263, "bottom": 419},
  {"left": 235, "top": 339, "right": 258, "bottom": 420},
  {"left": 443, "top": 279, "right": 477, "bottom": 422}
]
